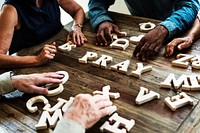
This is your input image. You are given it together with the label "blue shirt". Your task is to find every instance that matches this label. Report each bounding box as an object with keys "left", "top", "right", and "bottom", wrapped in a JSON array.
[
  {"left": 4, "top": 0, "right": 63, "bottom": 54},
  {"left": 88, "top": 0, "right": 200, "bottom": 39}
]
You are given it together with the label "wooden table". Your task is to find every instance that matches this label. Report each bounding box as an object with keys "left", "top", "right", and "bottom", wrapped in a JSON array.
[{"left": 1, "top": 12, "right": 200, "bottom": 133}]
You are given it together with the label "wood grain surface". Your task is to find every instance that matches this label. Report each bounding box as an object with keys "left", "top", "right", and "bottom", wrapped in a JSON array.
[{"left": 1, "top": 12, "right": 200, "bottom": 133}]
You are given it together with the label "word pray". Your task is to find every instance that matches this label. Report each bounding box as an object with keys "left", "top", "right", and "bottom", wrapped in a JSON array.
[{"left": 78, "top": 51, "right": 152, "bottom": 78}]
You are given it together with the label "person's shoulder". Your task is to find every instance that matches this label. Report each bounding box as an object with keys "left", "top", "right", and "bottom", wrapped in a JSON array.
[
  {"left": 1, "top": 4, "right": 17, "bottom": 15},
  {"left": 0, "top": 4, "right": 18, "bottom": 27}
]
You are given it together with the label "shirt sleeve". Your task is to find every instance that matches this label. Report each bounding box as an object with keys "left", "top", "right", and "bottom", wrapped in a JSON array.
[
  {"left": 159, "top": 0, "right": 199, "bottom": 38},
  {"left": 0, "top": 71, "right": 15, "bottom": 95},
  {"left": 88, "top": 0, "right": 115, "bottom": 31},
  {"left": 53, "top": 118, "right": 85, "bottom": 133}
]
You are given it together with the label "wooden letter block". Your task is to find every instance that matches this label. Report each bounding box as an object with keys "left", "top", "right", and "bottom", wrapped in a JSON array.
[
  {"left": 172, "top": 54, "right": 194, "bottom": 68},
  {"left": 130, "top": 35, "right": 145, "bottom": 45},
  {"left": 110, "top": 60, "right": 130, "bottom": 74},
  {"left": 110, "top": 38, "right": 129, "bottom": 50},
  {"left": 131, "top": 63, "right": 152, "bottom": 78},
  {"left": 111, "top": 34, "right": 118, "bottom": 40},
  {"left": 26, "top": 95, "right": 49, "bottom": 113},
  {"left": 164, "top": 92, "right": 193, "bottom": 111},
  {"left": 43, "top": 98, "right": 68, "bottom": 114},
  {"left": 111, "top": 32, "right": 127, "bottom": 40},
  {"left": 56, "top": 71, "right": 69, "bottom": 84},
  {"left": 35, "top": 109, "right": 62, "bottom": 130},
  {"left": 100, "top": 113, "right": 135, "bottom": 133},
  {"left": 187, "top": 75, "right": 200, "bottom": 91},
  {"left": 93, "top": 85, "right": 120, "bottom": 100},
  {"left": 139, "top": 22, "right": 156, "bottom": 32},
  {"left": 78, "top": 51, "right": 98, "bottom": 63},
  {"left": 119, "top": 32, "right": 127, "bottom": 37},
  {"left": 191, "top": 55, "right": 200, "bottom": 69},
  {"left": 58, "top": 41, "right": 76, "bottom": 52},
  {"left": 62, "top": 97, "right": 74, "bottom": 112},
  {"left": 160, "top": 73, "right": 190, "bottom": 90},
  {"left": 135, "top": 87, "right": 160, "bottom": 105},
  {"left": 47, "top": 84, "right": 64, "bottom": 97},
  {"left": 45, "top": 71, "right": 68, "bottom": 97},
  {"left": 92, "top": 55, "right": 113, "bottom": 69}
]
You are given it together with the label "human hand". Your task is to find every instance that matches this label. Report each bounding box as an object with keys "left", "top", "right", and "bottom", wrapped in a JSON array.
[
  {"left": 11, "top": 72, "right": 63, "bottom": 95},
  {"left": 63, "top": 94, "right": 116, "bottom": 129},
  {"left": 96, "top": 21, "right": 124, "bottom": 46},
  {"left": 133, "top": 25, "right": 168, "bottom": 60},
  {"left": 67, "top": 26, "right": 87, "bottom": 46},
  {"left": 165, "top": 36, "right": 193, "bottom": 57},
  {"left": 36, "top": 42, "right": 57, "bottom": 65}
]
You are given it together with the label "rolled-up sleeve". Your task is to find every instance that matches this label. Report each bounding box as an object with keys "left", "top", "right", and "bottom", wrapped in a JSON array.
[
  {"left": 0, "top": 71, "right": 15, "bottom": 95},
  {"left": 160, "top": 0, "right": 200, "bottom": 38},
  {"left": 54, "top": 118, "right": 85, "bottom": 133},
  {"left": 88, "top": 0, "right": 115, "bottom": 31}
]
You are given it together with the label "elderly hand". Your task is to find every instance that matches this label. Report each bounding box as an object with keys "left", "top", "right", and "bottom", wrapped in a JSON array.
[
  {"left": 67, "top": 26, "right": 87, "bottom": 46},
  {"left": 11, "top": 72, "right": 63, "bottom": 95},
  {"left": 96, "top": 21, "right": 124, "bottom": 46},
  {"left": 63, "top": 94, "right": 116, "bottom": 129},
  {"left": 165, "top": 36, "right": 193, "bottom": 57},
  {"left": 36, "top": 42, "right": 57, "bottom": 65},
  {"left": 133, "top": 25, "right": 168, "bottom": 60}
]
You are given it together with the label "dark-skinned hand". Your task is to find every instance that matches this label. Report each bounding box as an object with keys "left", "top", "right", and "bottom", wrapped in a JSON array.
[
  {"left": 96, "top": 21, "right": 124, "bottom": 46},
  {"left": 133, "top": 25, "right": 168, "bottom": 60}
]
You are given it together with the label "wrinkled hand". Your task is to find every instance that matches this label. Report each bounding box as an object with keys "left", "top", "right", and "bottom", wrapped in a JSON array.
[
  {"left": 67, "top": 27, "right": 87, "bottom": 46},
  {"left": 36, "top": 42, "right": 57, "bottom": 65},
  {"left": 165, "top": 36, "right": 193, "bottom": 57},
  {"left": 133, "top": 25, "right": 168, "bottom": 60},
  {"left": 96, "top": 21, "right": 124, "bottom": 46},
  {"left": 11, "top": 72, "right": 63, "bottom": 95},
  {"left": 63, "top": 94, "right": 116, "bottom": 129}
]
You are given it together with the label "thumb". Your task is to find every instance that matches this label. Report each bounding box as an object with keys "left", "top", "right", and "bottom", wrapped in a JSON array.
[{"left": 32, "top": 86, "right": 48, "bottom": 95}]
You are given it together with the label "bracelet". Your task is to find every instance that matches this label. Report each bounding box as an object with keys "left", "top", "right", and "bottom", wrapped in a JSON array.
[{"left": 74, "top": 23, "right": 83, "bottom": 28}]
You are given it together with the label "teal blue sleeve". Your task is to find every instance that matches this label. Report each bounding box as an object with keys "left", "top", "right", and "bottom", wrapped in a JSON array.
[
  {"left": 54, "top": 118, "right": 85, "bottom": 133},
  {"left": 0, "top": 71, "right": 15, "bottom": 95}
]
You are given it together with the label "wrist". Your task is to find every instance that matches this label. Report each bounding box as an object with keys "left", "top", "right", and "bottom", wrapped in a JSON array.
[
  {"left": 72, "top": 23, "right": 83, "bottom": 31},
  {"left": 187, "top": 33, "right": 195, "bottom": 43},
  {"left": 63, "top": 112, "right": 86, "bottom": 128},
  {"left": 156, "top": 25, "right": 169, "bottom": 39}
]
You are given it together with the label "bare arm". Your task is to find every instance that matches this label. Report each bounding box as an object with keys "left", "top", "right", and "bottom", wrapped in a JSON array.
[
  {"left": 58, "top": 0, "right": 87, "bottom": 46},
  {"left": 186, "top": 18, "right": 200, "bottom": 42},
  {"left": 58, "top": 0, "right": 84, "bottom": 27},
  {"left": 0, "top": 5, "right": 56, "bottom": 68}
]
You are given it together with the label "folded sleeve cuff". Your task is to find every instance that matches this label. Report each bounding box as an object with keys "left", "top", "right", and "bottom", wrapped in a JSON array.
[
  {"left": 0, "top": 71, "right": 15, "bottom": 95},
  {"left": 159, "top": 21, "right": 179, "bottom": 38},
  {"left": 53, "top": 118, "right": 85, "bottom": 133},
  {"left": 92, "top": 15, "right": 113, "bottom": 31}
]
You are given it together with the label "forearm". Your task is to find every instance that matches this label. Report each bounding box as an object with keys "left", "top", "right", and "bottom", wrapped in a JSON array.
[
  {"left": 88, "top": 0, "right": 115, "bottom": 30},
  {"left": 160, "top": 0, "right": 199, "bottom": 38},
  {"left": 58, "top": 0, "right": 84, "bottom": 25},
  {"left": 73, "top": 8, "right": 84, "bottom": 26},
  {"left": 0, "top": 54, "right": 38, "bottom": 68},
  {"left": 186, "top": 17, "right": 200, "bottom": 43},
  {"left": 0, "top": 71, "right": 15, "bottom": 95}
]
